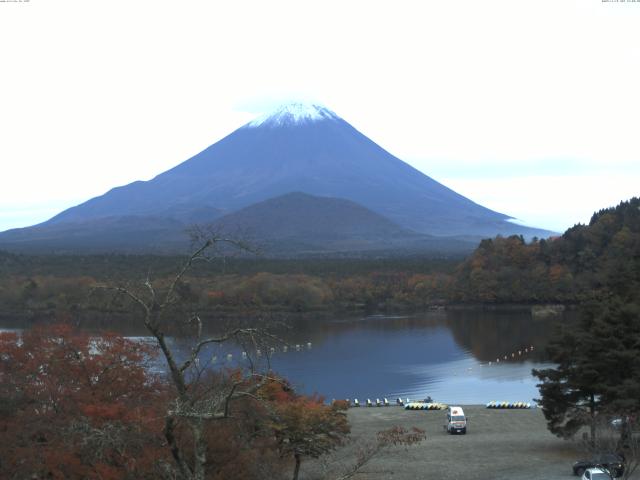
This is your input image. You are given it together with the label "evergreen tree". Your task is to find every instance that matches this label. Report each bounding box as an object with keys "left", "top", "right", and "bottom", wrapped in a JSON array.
[{"left": 533, "top": 297, "right": 640, "bottom": 445}]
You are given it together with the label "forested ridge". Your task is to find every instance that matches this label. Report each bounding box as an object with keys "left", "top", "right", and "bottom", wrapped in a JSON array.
[
  {"left": 452, "top": 197, "right": 640, "bottom": 304},
  {"left": 528, "top": 198, "right": 640, "bottom": 462},
  {"left": 1, "top": 198, "right": 638, "bottom": 320},
  {"left": 0, "top": 254, "right": 459, "bottom": 319}
]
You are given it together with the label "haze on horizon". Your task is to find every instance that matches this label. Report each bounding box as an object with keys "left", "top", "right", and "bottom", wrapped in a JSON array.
[{"left": 1, "top": 0, "right": 639, "bottom": 235}]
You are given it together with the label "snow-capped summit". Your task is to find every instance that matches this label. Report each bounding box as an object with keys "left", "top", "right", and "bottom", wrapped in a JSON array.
[
  {"left": 0, "top": 98, "right": 554, "bottom": 254},
  {"left": 245, "top": 102, "right": 338, "bottom": 128}
]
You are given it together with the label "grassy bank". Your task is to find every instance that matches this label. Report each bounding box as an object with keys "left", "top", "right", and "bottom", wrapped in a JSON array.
[{"left": 303, "top": 406, "right": 633, "bottom": 480}]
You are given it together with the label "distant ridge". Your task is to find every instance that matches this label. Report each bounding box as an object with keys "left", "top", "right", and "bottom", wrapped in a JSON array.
[
  {"left": 211, "top": 192, "right": 479, "bottom": 255},
  {"left": 0, "top": 102, "right": 554, "bottom": 254},
  {"left": 215, "top": 192, "right": 409, "bottom": 240}
]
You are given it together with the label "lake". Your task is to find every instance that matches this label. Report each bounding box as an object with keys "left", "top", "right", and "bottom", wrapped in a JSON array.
[
  {"left": 1, "top": 308, "right": 565, "bottom": 405},
  {"left": 236, "top": 309, "right": 561, "bottom": 404}
]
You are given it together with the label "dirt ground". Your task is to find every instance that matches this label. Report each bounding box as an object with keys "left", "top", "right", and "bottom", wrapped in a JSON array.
[{"left": 301, "top": 405, "right": 636, "bottom": 480}]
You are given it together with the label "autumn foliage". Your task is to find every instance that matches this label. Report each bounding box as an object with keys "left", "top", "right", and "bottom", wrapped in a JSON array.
[
  {"left": 259, "top": 380, "right": 350, "bottom": 480},
  {"left": 0, "top": 325, "right": 357, "bottom": 479},
  {"left": 0, "top": 324, "right": 168, "bottom": 479}
]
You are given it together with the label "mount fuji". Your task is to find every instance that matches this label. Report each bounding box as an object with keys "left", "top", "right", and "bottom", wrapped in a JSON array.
[{"left": 0, "top": 103, "right": 553, "bottom": 254}]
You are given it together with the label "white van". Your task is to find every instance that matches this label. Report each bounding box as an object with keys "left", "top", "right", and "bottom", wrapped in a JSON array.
[{"left": 446, "top": 406, "right": 467, "bottom": 434}]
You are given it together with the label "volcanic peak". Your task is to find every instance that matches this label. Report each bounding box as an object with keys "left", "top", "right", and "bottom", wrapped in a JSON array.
[{"left": 245, "top": 102, "right": 338, "bottom": 128}]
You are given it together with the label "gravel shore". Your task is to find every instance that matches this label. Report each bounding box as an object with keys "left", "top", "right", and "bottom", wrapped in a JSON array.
[{"left": 302, "top": 405, "right": 630, "bottom": 480}]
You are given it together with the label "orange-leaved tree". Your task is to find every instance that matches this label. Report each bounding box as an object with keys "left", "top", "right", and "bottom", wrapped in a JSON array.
[
  {"left": 264, "top": 383, "right": 350, "bottom": 480},
  {"left": 0, "top": 324, "right": 168, "bottom": 479}
]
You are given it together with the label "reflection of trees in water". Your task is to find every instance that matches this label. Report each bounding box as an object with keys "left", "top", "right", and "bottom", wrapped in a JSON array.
[
  {"left": 269, "top": 312, "right": 448, "bottom": 349},
  {"left": 2, "top": 309, "right": 573, "bottom": 365},
  {"left": 445, "top": 309, "right": 571, "bottom": 362},
  {"left": 270, "top": 310, "right": 568, "bottom": 364}
]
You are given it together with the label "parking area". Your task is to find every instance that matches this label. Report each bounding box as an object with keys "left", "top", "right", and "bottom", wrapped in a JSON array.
[{"left": 303, "top": 405, "right": 633, "bottom": 480}]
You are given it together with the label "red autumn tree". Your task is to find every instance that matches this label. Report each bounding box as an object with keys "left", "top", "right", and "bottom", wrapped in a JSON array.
[
  {"left": 268, "top": 390, "right": 350, "bottom": 480},
  {"left": 0, "top": 324, "right": 168, "bottom": 479}
]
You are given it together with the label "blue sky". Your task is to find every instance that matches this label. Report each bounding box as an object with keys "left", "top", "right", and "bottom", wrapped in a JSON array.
[{"left": 1, "top": 0, "right": 639, "bottom": 233}]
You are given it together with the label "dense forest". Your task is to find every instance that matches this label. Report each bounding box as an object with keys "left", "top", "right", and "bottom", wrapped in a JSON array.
[
  {"left": 0, "top": 198, "right": 638, "bottom": 321},
  {"left": 452, "top": 197, "right": 640, "bottom": 304},
  {"left": 0, "top": 253, "right": 460, "bottom": 320}
]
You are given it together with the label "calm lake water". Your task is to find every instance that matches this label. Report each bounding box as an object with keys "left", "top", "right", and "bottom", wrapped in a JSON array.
[{"left": 1, "top": 308, "right": 565, "bottom": 405}]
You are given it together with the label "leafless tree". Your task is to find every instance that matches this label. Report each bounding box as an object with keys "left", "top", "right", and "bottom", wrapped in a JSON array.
[
  {"left": 310, "top": 426, "right": 426, "bottom": 480},
  {"left": 95, "top": 232, "right": 280, "bottom": 480}
]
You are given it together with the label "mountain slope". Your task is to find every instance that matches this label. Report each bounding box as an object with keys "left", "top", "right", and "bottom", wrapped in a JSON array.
[
  {"left": 0, "top": 103, "right": 553, "bottom": 253},
  {"left": 215, "top": 192, "right": 409, "bottom": 240},
  {"left": 212, "top": 192, "right": 477, "bottom": 255},
  {"left": 0, "top": 193, "right": 477, "bottom": 255},
  {"left": 42, "top": 103, "right": 550, "bottom": 237},
  {"left": 0, "top": 216, "right": 188, "bottom": 253}
]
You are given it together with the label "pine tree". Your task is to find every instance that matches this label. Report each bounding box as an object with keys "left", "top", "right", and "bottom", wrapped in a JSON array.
[{"left": 533, "top": 297, "right": 640, "bottom": 445}]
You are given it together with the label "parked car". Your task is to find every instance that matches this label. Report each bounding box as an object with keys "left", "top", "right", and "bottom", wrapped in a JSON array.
[
  {"left": 581, "top": 467, "right": 615, "bottom": 480},
  {"left": 445, "top": 406, "right": 467, "bottom": 434},
  {"left": 573, "top": 453, "right": 624, "bottom": 477}
]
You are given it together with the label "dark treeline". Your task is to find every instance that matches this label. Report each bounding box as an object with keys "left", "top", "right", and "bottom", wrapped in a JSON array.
[
  {"left": 0, "top": 252, "right": 461, "bottom": 319},
  {"left": 1, "top": 197, "right": 638, "bottom": 319},
  {"left": 0, "top": 252, "right": 462, "bottom": 279},
  {"left": 452, "top": 197, "right": 640, "bottom": 304}
]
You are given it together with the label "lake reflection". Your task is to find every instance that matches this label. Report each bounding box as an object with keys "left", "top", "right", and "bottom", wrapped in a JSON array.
[
  {"left": 1, "top": 309, "right": 565, "bottom": 404},
  {"left": 165, "top": 309, "right": 562, "bottom": 404},
  {"left": 258, "top": 310, "right": 560, "bottom": 404}
]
